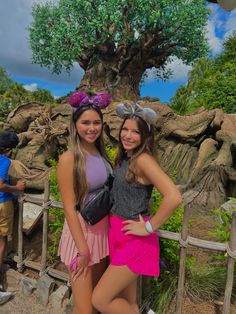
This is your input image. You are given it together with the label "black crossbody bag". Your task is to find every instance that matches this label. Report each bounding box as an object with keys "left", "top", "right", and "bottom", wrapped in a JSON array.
[{"left": 76, "top": 158, "right": 114, "bottom": 225}]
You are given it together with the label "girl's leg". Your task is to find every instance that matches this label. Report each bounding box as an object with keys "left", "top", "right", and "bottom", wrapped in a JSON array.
[
  {"left": 119, "top": 278, "right": 139, "bottom": 314},
  {"left": 92, "top": 265, "right": 139, "bottom": 314},
  {"left": 69, "top": 266, "right": 94, "bottom": 314},
  {"left": 70, "top": 257, "right": 108, "bottom": 314}
]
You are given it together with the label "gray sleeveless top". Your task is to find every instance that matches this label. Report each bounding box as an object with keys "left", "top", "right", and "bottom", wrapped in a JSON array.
[{"left": 110, "top": 158, "right": 153, "bottom": 220}]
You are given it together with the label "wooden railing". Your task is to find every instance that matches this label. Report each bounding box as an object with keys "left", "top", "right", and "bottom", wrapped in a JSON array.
[{"left": 14, "top": 181, "right": 236, "bottom": 314}]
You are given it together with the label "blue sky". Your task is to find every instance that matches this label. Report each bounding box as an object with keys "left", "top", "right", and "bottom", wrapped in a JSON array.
[{"left": 0, "top": 1, "right": 236, "bottom": 103}]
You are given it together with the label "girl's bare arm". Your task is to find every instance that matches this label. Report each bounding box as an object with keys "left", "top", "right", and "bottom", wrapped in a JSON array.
[
  {"left": 57, "top": 151, "right": 89, "bottom": 254},
  {"left": 137, "top": 153, "right": 182, "bottom": 230}
]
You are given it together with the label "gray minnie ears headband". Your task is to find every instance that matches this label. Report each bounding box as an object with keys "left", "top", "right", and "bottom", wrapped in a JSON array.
[{"left": 116, "top": 102, "right": 157, "bottom": 131}]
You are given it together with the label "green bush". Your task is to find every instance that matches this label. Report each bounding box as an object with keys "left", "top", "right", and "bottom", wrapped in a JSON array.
[
  {"left": 185, "top": 264, "right": 236, "bottom": 302},
  {"left": 210, "top": 197, "right": 236, "bottom": 243},
  {"left": 47, "top": 159, "right": 64, "bottom": 263},
  {"left": 105, "top": 144, "right": 117, "bottom": 163},
  {"left": 151, "top": 172, "right": 184, "bottom": 267}
]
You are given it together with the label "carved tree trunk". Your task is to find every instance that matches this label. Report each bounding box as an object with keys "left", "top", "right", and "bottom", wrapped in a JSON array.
[{"left": 78, "top": 60, "right": 143, "bottom": 101}]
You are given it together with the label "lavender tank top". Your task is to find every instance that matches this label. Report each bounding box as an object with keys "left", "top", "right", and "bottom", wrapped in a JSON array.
[{"left": 84, "top": 154, "right": 108, "bottom": 204}]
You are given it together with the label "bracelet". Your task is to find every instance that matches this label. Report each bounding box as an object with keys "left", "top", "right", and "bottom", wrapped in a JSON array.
[
  {"left": 77, "top": 251, "right": 90, "bottom": 257},
  {"left": 67, "top": 251, "right": 89, "bottom": 271},
  {"left": 145, "top": 220, "right": 154, "bottom": 234}
]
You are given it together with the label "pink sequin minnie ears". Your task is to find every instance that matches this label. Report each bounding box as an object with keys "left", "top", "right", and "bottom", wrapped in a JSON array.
[
  {"left": 116, "top": 102, "right": 157, "bottom": 131},
  {"left": 68, "top": 91, "right": 111, "bottom": 110}
]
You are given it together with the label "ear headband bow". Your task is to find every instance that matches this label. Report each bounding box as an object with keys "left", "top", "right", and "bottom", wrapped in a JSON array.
[
  {"left": 69, "top": 91, "right": 111, "bottom": 110},
  {"left": 116, "top": 102, "right": 157, "bottom": 130}
]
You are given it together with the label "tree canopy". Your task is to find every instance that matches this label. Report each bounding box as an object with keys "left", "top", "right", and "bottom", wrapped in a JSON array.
[
  {"left": 29, "top": 0, "right": 210, "bottom": 99},
  {"left": 170, "top": 33, "right": 236, "bottom": 114}
]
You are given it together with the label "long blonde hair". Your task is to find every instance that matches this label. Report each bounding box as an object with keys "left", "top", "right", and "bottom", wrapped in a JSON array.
[{"left": 70, "top": 105, "right": 110, "bottom": 207}]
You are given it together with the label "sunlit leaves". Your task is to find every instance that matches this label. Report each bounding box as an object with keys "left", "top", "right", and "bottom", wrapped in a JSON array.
[{"left": 171, "top": 33, "right": 236, "bottom": 114}]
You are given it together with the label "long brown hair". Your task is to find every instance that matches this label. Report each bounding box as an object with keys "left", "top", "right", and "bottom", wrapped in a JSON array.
[
  {"left": 70, "top": 104, "right": 109, "bottom": 207},
  {"left": 115, "top": 116, "right": 154, "bottom": 181}
]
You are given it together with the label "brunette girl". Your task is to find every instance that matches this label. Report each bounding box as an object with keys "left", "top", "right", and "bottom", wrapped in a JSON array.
[{"left": 92, "top": 102, "right": 182, "bottom": 314}]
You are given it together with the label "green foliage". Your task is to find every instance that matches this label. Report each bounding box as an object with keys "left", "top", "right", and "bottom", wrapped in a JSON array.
[
  {"left": 0, "top": 102, "right": 13, "bottom": 122},
  {"left": 31, "top": 88, "right": 54, "bottom": 103},
  {"left": 209, "top": 198, "right": 236, "bottom": 243},
  {"left": 151, "top": 172, "right": 184, "bottom": 266},
  {"left": 29, "top": 0, "right": 209, "bottom": 79},
  {"left": 185, "top": 265, "right": 236, "bottom": 302},
  {"left": 2, "top": 82, "right": 29, "bottom": 106},
  {"left": 105, "top": 144, "right": 117, "bottom": 163},
  {"left": 0, "top": 67, "right": 14, "bottom": 94},
  {"left": 47, "top": 159, "right": 64, "bottom": 263},
  {"left": 171, "top": 33, "right": 236, "bottom": 114},
  {"left": 0, "top": 82, "right": 29, "bottom": 120},
  {"left": 0, "top": 66, "right": 55, "bottom": 121},
  {"left": 145, "top": 273, "right": 178, "bottom": 314}
]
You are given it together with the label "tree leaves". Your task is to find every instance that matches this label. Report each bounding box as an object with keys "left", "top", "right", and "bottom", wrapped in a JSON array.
[
  {"left": 171, "top": 33, "right": 236, "bottom": 114},
  {"left": 29, "top": 0, "right": 209, "bottom": 77}
]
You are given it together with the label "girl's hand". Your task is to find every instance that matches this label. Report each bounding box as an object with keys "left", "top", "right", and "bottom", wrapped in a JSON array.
[
  {"left": 121, "top": 215, "right": 149, "bottom": 236},
  {"left": 68, "top": 253, "right": 90, "bottom": 281}
]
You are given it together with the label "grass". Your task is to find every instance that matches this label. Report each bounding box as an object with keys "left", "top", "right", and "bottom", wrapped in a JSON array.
[
  {"left": 142, "top": 271, "right": 178, "bottom": 314},
  {"left": 142, "top": 261, "right": 236, "bottom": 313}
]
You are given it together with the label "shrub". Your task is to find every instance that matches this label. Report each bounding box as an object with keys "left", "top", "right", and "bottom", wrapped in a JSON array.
[
  {"left": 210, "top": 198, "right": 236, "bottom": 243},
  {"left": 47, "top": 159, "right": 64, "bottom": 263}
]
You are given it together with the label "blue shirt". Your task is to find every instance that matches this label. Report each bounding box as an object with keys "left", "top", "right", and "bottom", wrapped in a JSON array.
[{"left": 0, "top": 154, "right": 14, "bottom": 203}]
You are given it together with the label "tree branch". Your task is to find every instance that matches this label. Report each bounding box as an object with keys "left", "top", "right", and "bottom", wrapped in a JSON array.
[{"left": 76, "top": 50, "right": 94, "bottom": 70}]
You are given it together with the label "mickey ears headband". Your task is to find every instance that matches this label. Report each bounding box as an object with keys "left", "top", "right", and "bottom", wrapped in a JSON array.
[
  {"left": 116, "top": 103, "right": 157, "bottom": 131},
  {"left": 68, "top": 91, "right": 111, "bottom": 110}
]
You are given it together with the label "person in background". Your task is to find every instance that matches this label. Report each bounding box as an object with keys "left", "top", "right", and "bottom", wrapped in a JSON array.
[
  {"left": 0, "top": 131, "right": 25, "bottom": 305},
  {"left": 92, "top": 103, "right": 182, "bottom": 314},
  {"left": 57, "top": 91, "right": 112, "bottom": 314}
]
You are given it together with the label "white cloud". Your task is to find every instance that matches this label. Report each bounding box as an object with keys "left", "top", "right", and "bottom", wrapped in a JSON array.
[
  {"left": 224, "top": 9, "right": 236, "bottom": 38},
  {"left": 166, "top": 57, "right": 192, "bottom": 83},
  {"left": 205, "top": 19, "right": 223, "bottom": 54},
  {"left": 145, "top": 57, "right": 192, "bottom": 84},
  {"left": 0, "top": 0, "right": 83, "bottom": 89},
  {"left": 23, "top": 83, "right": 38, "bottom": 92}
]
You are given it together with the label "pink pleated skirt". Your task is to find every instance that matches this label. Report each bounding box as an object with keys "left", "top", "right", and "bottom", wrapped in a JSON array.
[
  {"left": 109, "top": 215, "right": 160, "bottom": 277},
  {"left": 58, "top": 212, "right": 109, "bottom": 266}
]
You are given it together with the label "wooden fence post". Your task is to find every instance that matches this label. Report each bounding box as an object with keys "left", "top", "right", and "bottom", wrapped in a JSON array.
[
  {"left": 40, "top": 180, "right": 50, "bottom": 276},
  {"left": 176, "top": 205, "right": 191, "bottom": 314},
  {"left": 17, "top": 192, "right": 24, "bottom": 272},
  {"left": 222, "top": 211, "right": 236, "bottom": 314}
]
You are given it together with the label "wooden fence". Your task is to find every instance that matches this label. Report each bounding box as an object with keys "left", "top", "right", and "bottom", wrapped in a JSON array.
[{"left": 13, "top": 181, "right": 236, "bottom": 314}]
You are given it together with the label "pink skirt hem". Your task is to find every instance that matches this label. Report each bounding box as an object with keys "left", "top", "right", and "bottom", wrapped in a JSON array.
[{"left": 58, "top": 212, "right": 109, "bottom": 266}]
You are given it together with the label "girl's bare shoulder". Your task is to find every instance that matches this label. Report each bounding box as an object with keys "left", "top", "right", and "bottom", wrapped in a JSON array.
[
  {"left": 58, "top": 150, "right": 74, "bottom": 165},
  {"left": 136, "top": 152, "right": 156, "bottom": 165}
]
